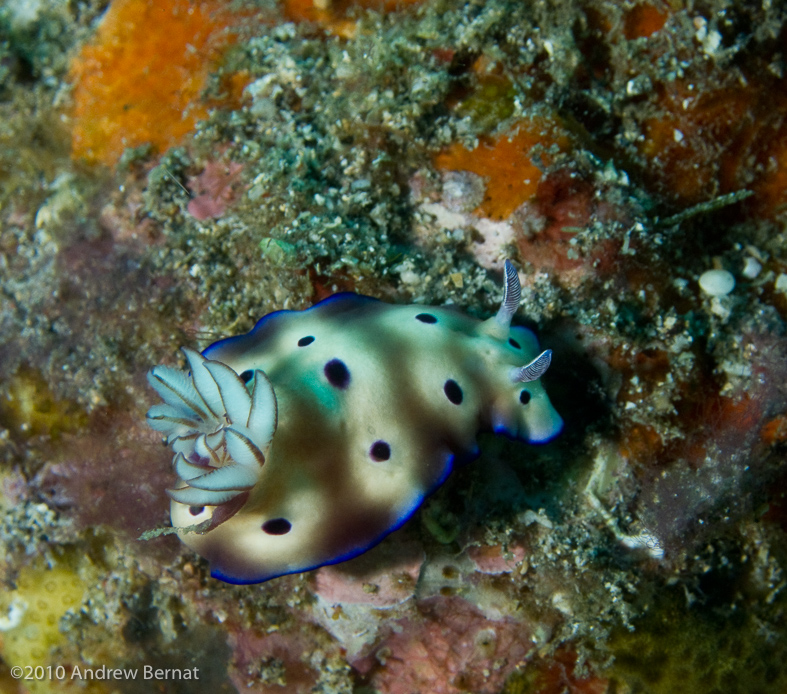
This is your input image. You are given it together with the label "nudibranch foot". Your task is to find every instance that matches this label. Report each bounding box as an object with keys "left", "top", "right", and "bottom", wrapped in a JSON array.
[{"left": 147, "top": 259, "right": 562, "bottom": 584}]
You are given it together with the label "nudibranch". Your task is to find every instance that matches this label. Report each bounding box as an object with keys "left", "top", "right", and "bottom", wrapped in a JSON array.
[{"left": 146, "top": 261, "right": 562, "bottom": 584}]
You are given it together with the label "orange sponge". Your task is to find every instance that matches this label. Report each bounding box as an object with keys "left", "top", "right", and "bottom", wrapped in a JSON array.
[
  {"left": 434, "top": 121, "right": 566, "bottom": 221},
  {"left": 70, "top": 0, "right": 248, "bottom": 166}
]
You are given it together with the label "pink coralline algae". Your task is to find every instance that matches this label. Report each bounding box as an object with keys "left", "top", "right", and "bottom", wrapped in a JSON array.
[
  {"left": 227, "top": 627, "right": 319, "bottom": 693},
  {"left": 35, "top": 410, "right": 173, "bottom": 535},
  {"left": 187, "top": 160, "right": 245, "bottom": 220},
  {"left": 353, "top": 596, "right": 533, "bottom": 694},
  {"left": 466, "top": 541, "right": 526, "bottom": 575},
  {"left": 313, "top": 539, "right": 425, "bottom": 608}
]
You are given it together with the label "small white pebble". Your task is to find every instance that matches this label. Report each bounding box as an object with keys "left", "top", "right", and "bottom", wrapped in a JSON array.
[
  {"left": 702, "top": 30, "right": 722, "bottom": 56},
  {"left": 699, "top": 269, "right": 735, "bottom": 296},
  {"left": 0, "top": 598, "right": 26, "bottom": 631},
  {"left": 721, "top": 360, "right": 752, "bottom": 377},
  {"left": 773, "top": 273, "right": 787, "bottom": 293},
  {"left": 518, "top": 509, "right": 553, "bottom": 529},
  {"left": 620, "top": 532, "right": 664, "bottom": 560},
  {"left": 742, "top": 256, "right": 762, "bottom": 279},
  {"left": 710, "top": 297, "right": 731, "bottom": 320}
]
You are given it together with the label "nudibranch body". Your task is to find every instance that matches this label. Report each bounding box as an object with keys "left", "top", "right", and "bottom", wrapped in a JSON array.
[{"left": 147, "top": 261, "right": 562, "bottom": 584}]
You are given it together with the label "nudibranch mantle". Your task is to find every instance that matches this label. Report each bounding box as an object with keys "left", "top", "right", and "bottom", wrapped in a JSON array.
[{"left": 147, "top": 261, "right": 562, "bottom": 584}]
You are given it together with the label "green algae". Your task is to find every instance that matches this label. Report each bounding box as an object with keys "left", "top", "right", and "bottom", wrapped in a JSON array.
[
  {"left": 604, "top": 586, "right": 787, "bottom": 694},
  {"left": 0, "top": 365, "right": 88, "bottom": 440},
  {"left": 455, "top": 75, "right": 517, "bottom": 134}
]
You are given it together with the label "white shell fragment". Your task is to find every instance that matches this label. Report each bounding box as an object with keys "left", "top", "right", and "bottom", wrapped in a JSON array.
[
  {"left": 742, "top": 256, "right": 762, "bottom": 279},
  {"left": 698, "top": 269, "right": 735, "bottom": 297}
]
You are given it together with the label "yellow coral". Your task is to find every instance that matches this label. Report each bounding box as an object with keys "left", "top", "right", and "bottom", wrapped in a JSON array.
[
  {"left": 0, "top": 561, "right": 96, "bottom": 694},
  {"left": 0, "top": 367, "right": 86, "bottom": 439}
]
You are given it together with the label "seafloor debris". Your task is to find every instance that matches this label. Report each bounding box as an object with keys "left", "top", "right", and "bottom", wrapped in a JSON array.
[{"left": 1, "top": 0, "right": 786, "bottom": 692}]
